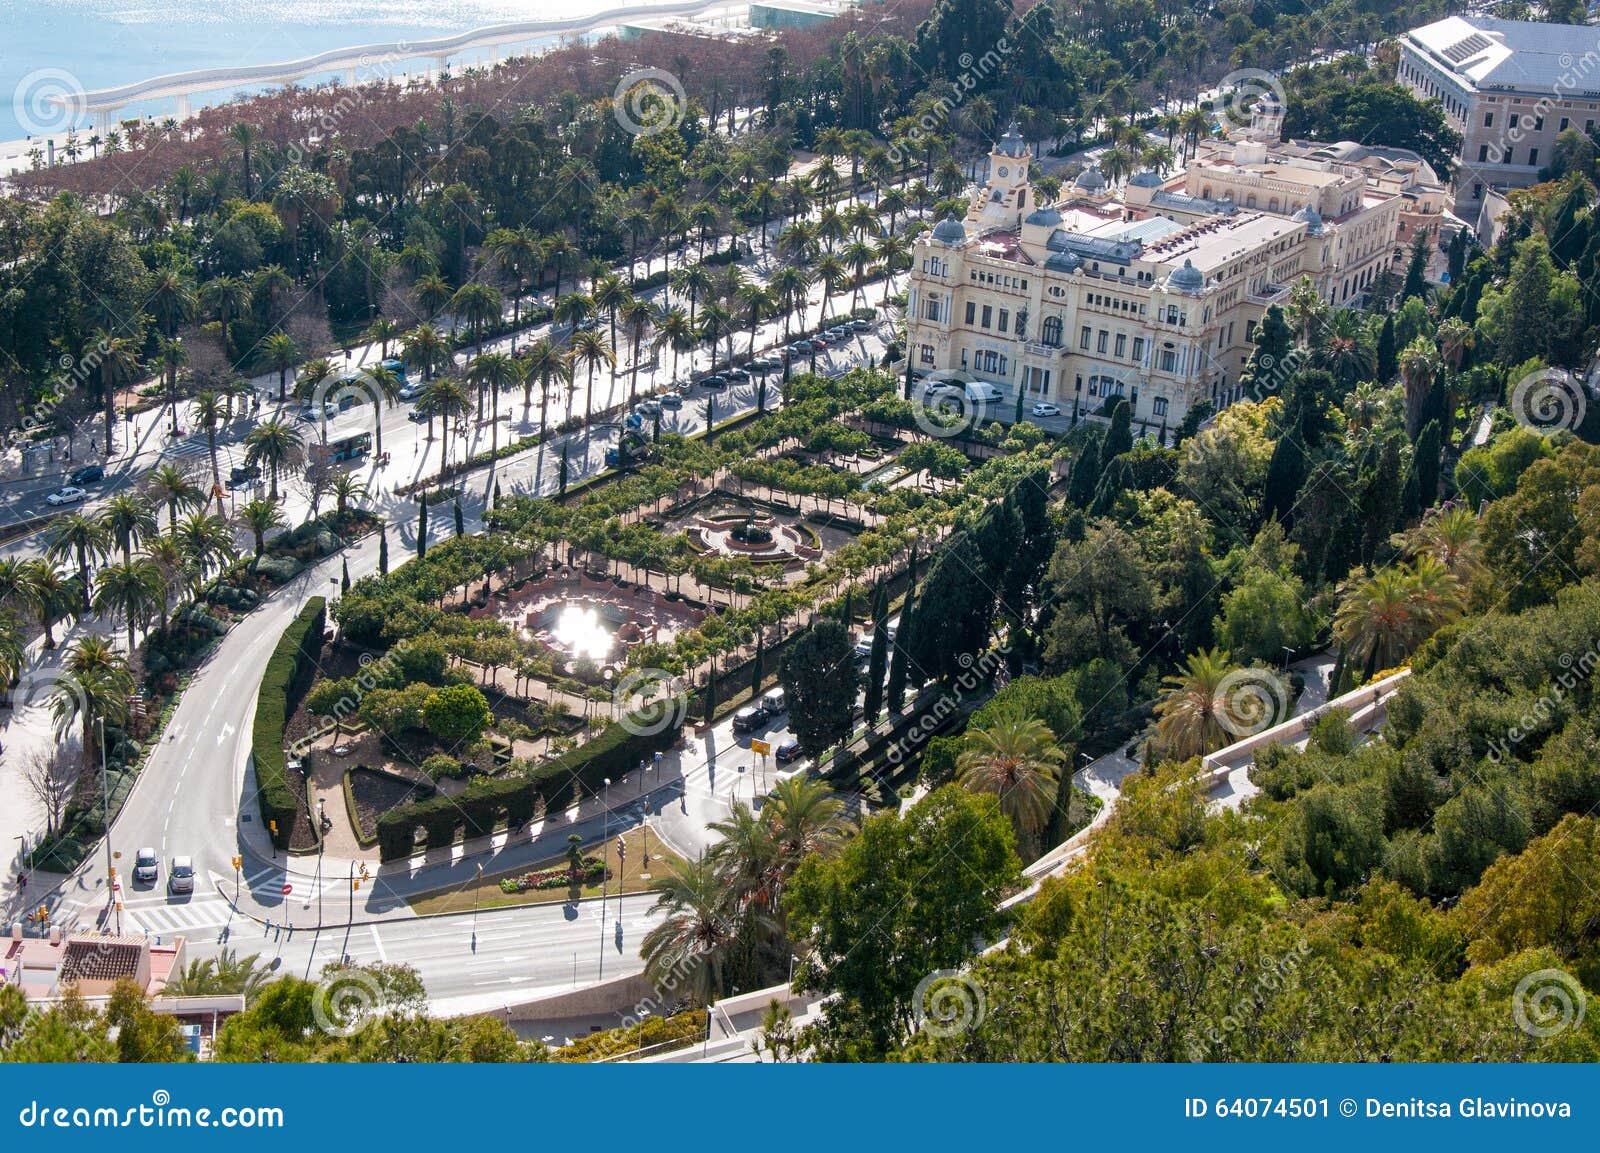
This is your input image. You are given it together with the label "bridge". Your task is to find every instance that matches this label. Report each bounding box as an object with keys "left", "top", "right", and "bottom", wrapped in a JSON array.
[{"left": 48, "top": 0, "right": 839, "bottom": 133}]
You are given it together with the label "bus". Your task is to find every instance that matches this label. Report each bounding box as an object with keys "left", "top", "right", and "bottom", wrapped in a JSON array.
[{"left": 329, "top": 431, "right": 372, "bottom": 463}]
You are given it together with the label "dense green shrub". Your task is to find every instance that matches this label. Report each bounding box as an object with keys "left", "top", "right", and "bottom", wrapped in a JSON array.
[{"left": 252, "top": 598, "right": 326, "bottom": 849}]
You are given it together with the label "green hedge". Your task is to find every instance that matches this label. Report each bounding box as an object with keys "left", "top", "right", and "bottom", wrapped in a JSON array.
[
  {"left": 374, "top": 709, "right": 682, "bottom": 861},
  {"left": 252, "top": 598, "right": 326, "bottom": 849}
]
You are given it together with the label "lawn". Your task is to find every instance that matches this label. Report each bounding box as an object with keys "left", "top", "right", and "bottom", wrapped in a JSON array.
[{"left": 406, "top": 825, "right": 678, "bottom": 916}]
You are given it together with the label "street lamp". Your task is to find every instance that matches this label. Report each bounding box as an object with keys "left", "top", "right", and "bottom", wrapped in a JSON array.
[
  {"left": 471, "top": 861, "right": 484, "bottom": 948},
  {"left": 598, "top": 777, "right": 611, "bottom": 979}
]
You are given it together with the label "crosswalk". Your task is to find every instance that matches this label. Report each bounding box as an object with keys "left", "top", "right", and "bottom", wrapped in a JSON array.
[{"left": 122, "top": 897, "right": 237, "bottom": 936}]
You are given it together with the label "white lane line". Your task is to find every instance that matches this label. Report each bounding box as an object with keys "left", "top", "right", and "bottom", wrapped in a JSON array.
[{"left": 369, "top": 924, "right": 387, "bottom": 962}]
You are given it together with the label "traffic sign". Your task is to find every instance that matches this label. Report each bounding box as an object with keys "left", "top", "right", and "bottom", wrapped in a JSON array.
[
  {"left": 751, "top": 739, "right": 771, "bottom": 755},
  {"left": 280, "top": 883, "right": 293, "bottom": 895}
]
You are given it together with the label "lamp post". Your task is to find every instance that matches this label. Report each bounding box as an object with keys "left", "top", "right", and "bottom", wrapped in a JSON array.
[{"left": 471, "top": 861, "right": 484, "bottom": 948}]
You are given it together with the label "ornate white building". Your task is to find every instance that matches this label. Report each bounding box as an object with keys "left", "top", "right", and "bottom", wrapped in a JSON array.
[{"left": 905, "top": 127, "right": 1311, "bottom": 428}]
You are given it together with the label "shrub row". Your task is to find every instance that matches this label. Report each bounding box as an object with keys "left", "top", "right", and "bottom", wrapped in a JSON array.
[
  {"left": 497, "top": 858, "right": 605, "bottom": 893},
  {"left": 374, "top": 710, "right": 682, "bottom": 860},
  {"left": 252, "top": 598, "right": 327, "bottom": 849}
]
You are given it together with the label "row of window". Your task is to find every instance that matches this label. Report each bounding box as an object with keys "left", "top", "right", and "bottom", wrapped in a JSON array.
[
  {"left": 969, "top": 269, "right": 1029, "bottom": 291},
  {"left": 1477, "top": 143, "right": 1539, "bottom": 167},
  {"left": 963, "top": 300, "right": 1028, "bottom": 338}
]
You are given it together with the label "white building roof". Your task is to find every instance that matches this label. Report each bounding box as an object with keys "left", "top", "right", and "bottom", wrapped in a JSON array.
[{"left": 1404, "top": 15, "right": 1600, "bottom": 97}]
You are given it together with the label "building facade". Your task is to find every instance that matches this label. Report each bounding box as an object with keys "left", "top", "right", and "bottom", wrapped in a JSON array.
[
  {"left": 905, "top": 128, "right": 1312, "bottom": 429},
  {"left": 1397, "top": 15, "right": 1600, "bottom": 212}
]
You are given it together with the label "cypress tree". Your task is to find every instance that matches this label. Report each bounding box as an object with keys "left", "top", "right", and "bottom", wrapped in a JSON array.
[
  {"left": 558, "top": 442, "right": 570, "bottom": 497},
  {"left": 1376, "top": 316, "right": 1398, "bottom": 383},
  {"left": 417, "top": 492, "right": 429, "bottom": 558},
  {"left": 1067, "top": 434, "right": 1101, "bottom": 508},
  {"left": 1414, "top": 419, "right": 1442, "bottom": 506},
  {"left": 378, "top": 524, "right": 389, "bottom": 575},
  {"left": 863, "top": 580, "right": 889, "bottom": 722},
  {"left": 750, "top": 633, "right": 764, "bottom": 694},
  {"left": 885, "top": 585, "right": 915, "bottom": 714},
  {"left": 704, "top": 658, "right": 718, "bottom": 723},
  {"left": 1101, "top": 397, "right": 1133, "bottom": 460},
  {"left": 1400, "top": 231, "right": 1430, "bottom": 301},
  {"left": 453, "top": 498, "right": 465, "bottom": 538},
  {"left": 340, "top": 557, "right": 350, "bottom": 594}
]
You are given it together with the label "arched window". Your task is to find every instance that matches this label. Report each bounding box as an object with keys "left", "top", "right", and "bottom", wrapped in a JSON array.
[{"left": 1041, "top": 315, "right": 1063, "bottom": 346}]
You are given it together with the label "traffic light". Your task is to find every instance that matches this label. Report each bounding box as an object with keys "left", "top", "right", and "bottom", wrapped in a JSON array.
[
  {"left": 231, "top": 855, "right": 242, "bottom": 871},
  {"left": 616, "top": 837, "right": 626, "bottom": 858},
  {"left": 35, "top": 906, "right": 47, "bottom": 923},
  {"left": 352, "top": 879, "right": 361, "bottom": 891},
  {"left": 108, "top": 866, "right": 116, "bottom": 880}
]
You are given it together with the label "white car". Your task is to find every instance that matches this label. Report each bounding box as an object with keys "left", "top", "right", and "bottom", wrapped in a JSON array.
[
  {"left": 168, "top": 855, "right": 195, "bottom": 895},
  {"left": 46, "top": 486, "right": 87, "bottom": 506},
  {"left": 1031, "top": 402, "right": 1062, "bottom": 418}
]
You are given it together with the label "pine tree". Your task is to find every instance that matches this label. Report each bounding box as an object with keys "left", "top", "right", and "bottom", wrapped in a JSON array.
[
  {"left": 1446, "top": 227, "right": 1468, "bottom": 285},
  {"left": 417, "top": 492, "right": 429, "bottom": 558},
  {"left": 378, "top": 524, "right": 389, "bottom": 575}
]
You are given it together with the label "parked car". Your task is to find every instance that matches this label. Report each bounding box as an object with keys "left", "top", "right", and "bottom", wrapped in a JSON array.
[
  {"left": 634, "top": 398, "right": 662, "bottom": 416},
  {"left": 1031, "top": 402, "right": 1062, "bottom": 418},
  {"left": 133, "top": 847, "right": 159, "bottom": 884},
  {"left": 853, "top": 635, "right": 875, "bottom": 659},
  {"left": 660, "top": 393, "right": 683, "bottom": 410},
  {"left": 698, "top": 374, "right": 728, "bottom": 390},
  {"left": 45, "top": 486, "right": 87, "bottom": 506},
  {"left": 407, "top": 408, "right": 428, "bottom": 422},
  {"left": 68, "top": 464, "right": 104, "bottom": 485},
  {"left": 850, "top": 317, "right": 875, "bottom": 331},
  {"left": 226, "top": 464, "right": 261, "bottom": 489},
  {"left": 726, "top": 368, "right": 750, "bottom": 383},
  {"left": 168, "top": 855, "right": 195, "bottom": 895},
  {"left": 732, "top": 705, "right": 765, "bottom": 734},
  {"left": 398, "top": 381, "right": 424, "bottom": 401},
  {"left": 789, "top": 340, "right": 816, "bottom": 354},
  {"left": 776, "top": 739, "right": 803, "bottom": 764},
  {"left": 761, "top": 687, "right": 786, "bottom": 716}
]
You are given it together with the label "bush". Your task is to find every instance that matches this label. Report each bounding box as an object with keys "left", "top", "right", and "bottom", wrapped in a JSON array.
[
  {"left": 420, "top": 753, "right": 470, "bottom": 781},
  {"left": 252, "top": 598, "right": 326, "bottom": 849},
  {"left": 254, "top": 554, "right": 304, "bottom": 583},
  {"left": 497, "top": 858, "right": 605, "bottom": 893}
]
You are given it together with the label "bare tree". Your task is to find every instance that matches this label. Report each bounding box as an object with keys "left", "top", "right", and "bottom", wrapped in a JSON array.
[{"left": 21, "top": 746, "right": 80, "bottom": 839}]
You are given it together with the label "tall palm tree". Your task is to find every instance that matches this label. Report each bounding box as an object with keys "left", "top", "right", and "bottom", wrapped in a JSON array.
[
  {"left": 449, "top": 283, "right": 503, "bottom": 353},
  {"left": 1398, "top": 336, "right": 1439, "bottom": 440},
  {"left": 521, "top": 339, "right": 570, "bottom": 436},
  {"left": 190, "top": 391, "right": 228, "bottom": 510},
  {"left": 365, "top": 317, "right": 401, "bottom": 359},
  {"left": 707, "top": 803, "right": 784, "bottom": 917},
  {"left": 763, "top": 774, "right": 849, "bottom": 866},
  {"left": 956, "top": 715, "right": 1064, "bottom": 850},
  {"left": 330, "top": 473, "right": 368, "bottom": 519},
  {"left": 46, "top": 513, "right": 109, "bottom": 613},
  {"left": 142, "top": 532, "right": 188, "bottom": 630},
  {"left": 239, "top": 498, "right": 284, "bottom": 557},
  {"left": 359, "top": 363, "right": 401, "bottom": 457},
  {"left": 619, "top": 296, "right": 655, "bottom": 402},
  {"left": 639, "top": 855, "right": 739, "bottom": 1007},
  {"left": 402, "top": 323, "right": 450, "bottom": 383},
  {"left": 144, "top": 463, "right": 204, "bottom": 532},
  {"left": 260, "top": 331, "right": 299, "bottom": 401},
  {"left": 653, "top": 307, "right": 694, "bottom": 386},
  {"left": 1152, "top": 648, "right": 1244, "bottom": 761},
  {"left": 98, "top": 494, "right": 156, "bottom": 562},
  {"left": 172, "top": 510, "right": 236, "bottom": 581},
  {"left": 93, "top": 558, "right": 164, "bottom": 650},
  {"left": 422, "top": 377, "right": 470, "bottom": 473},
  {"left": 88, "top": 330, "right": 141, "bottom": 456},
  {"left": 466, "top": 352, "right": 519, "bottom": 452},
  {"left": 158, "top": 336, "right": 189, "bottom": 435},
  {"left": 243, "top": 419, "right": 304, "bottom": 500},
  {"left": 1334, "top": 560, "right": 1463, "bottom": 683},
  {"left": 51, "top": 634, "right": 133, "bottom": 772},
  {"left": 568, "top": 330, "right": 615, "bottom": 426}
]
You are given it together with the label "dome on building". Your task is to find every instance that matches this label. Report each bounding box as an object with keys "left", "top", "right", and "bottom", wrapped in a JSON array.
[
  {"left": 1167, "top": 258, "right": 1204, "bottom": 294},
  {"left": 1024, "top": 205, "right": 1062, "bottom": 227},
  {"left": 995, "top": 122, "right": 1029, "bottom": 158},
  {"left": 1128, "top": 170, "right": 1163, "bottom": 188},
  {"left": 1044, "top": 251, "right": 1083, "bottom": 273},
  {"left": 930, "top": 216, "right": 967, "bottom": 246},
  {"left": 1073, "top": 166, "right": 1107, "bottom": 192},
  {"left": 1291, "top": 205, "right": 1325, "bottom": 234}
]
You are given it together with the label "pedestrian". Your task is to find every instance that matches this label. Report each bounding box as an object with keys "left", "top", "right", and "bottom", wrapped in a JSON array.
[{"left": 17, "top": 871, "right": 26, "bottom": 890}]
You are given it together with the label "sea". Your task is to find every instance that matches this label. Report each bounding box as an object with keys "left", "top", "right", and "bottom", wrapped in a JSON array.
[{"left": 0, "top": 0, "right": 638, "bottom": 141}]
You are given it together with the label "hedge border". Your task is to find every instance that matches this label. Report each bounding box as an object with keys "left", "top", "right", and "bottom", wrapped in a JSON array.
[{"left": 252, "top": 597, "right": 326, "bottom": 850}]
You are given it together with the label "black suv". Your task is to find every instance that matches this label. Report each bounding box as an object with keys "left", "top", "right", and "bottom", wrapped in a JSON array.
[{"left": 68, "top": 464, "right": 104, "bottom": 485}]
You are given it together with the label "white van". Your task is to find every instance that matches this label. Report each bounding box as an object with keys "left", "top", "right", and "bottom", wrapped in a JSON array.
[
  {"left": 964, "top": 381, "right": 1004, "bottom": 404},
  {"left": 761, "top": 687, "right": 787, "bottom": 716}
]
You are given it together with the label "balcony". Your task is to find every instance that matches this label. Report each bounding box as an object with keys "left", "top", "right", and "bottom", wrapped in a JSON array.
[
  {"left": 1023, "top": 342, "right": 1062, "bottom": 358},
  {"left": 1248, "top": 283, "right": 1291, "bottom": 306}
]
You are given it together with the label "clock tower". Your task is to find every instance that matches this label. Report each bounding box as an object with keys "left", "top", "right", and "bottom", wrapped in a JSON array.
[{"left": 967, "top": 122, "right": 1033, "bottom": 230}]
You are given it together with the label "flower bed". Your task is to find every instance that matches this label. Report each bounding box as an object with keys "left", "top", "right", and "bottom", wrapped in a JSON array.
[{"left": 498, "top": 858, "right": 607, "bottom": 893}]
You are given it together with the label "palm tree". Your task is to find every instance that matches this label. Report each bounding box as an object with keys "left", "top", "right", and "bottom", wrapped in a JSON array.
[
  {"left": 763, "top": 774, "right": 848, "bottom": 866},
  {"left": 0, "top": 614, "right": 22, "bottom": 700},
  {"left": 402, "top": 323, "right": 450, "bottom": 383},
  {"left": 707, "top": 803, "right": 784, "bottom": 918},
  {"left": 88, "top": 330, "right": 140, "bottom": 456},
  {"left": 365, "top": 317, "right": 401, "bottom": 359},
  {"left": 227, "top": 122, "right": 261, "bottom": 197},
  {"left": 172, "top": 510, "right": 236, "bottom": 582},
  {"left": 98, "top": 493, "right": 156, "bottom": 562},
  {"left": 466, "top": 352, "right": 519, "bottom": 452},
  {"left": 9, "top": 559, "right": 74, "bottom": 649},
  {"left": 330, "top": 473, "right": 368, "bottom": 519},
  {"left": 157, "top": 336, "right": 189, "bottom": 435},
  {"left": 142, "top": 532, "right": 188, "bottom": 629},
  {"left": 450, "top": 283, "right": 503, "bottom": 353},
  {"left": 239, "top": 498, "right": 284, "bottom": 557},
  {"left": 1152, "top": 647, "right": 1243, "bottom": 761},
  {"left": 619, "top": 296, "right": 655, "bottom": 402},
  {"left": 670, "top": 264, "right": 714, "bottom": 331},
  {"left": 260, "top": 332, "right": 300, "bottom": 401},
  {"left": 164, "top": 948, "right": 268, "bottom": 1003},
  {"left": 144, "top": 463, "right": 204, "bottom": 532},
  {"left": 639, "top": 855, "right": 739, "bottom": 1007},
  {"left": 521, "top": 339, "right": 570, "bottom": 437},
  {"left": 46, "top": 513, "right": 110, "bottom": 613},
  {"left": 1398, "top": 336, "right": 1438, "bottom": 440},
  {"left": 190, "top": 391, "right": 228, "bottom": 510},
  {"left": 956, "top": 715, "right": 1064, "bottom": 850},
  {"left": 51, "top": 634, "right": 133, "bottom": 772},
  {"left": 568, "top": 330, "right": 615, "bottom": 426},
  {"left": 1334, "top": 560, "right": 1462, "bottom": 682},
  {"left": 360, "top": 363, "right": 401, "bottom": 457},
  {"left": 243, "top": 419, "right": 304, "bottom": 500},
  {"left": 423, "top": 377, "right": 471, "bottom": 473},
  {"left": 653, "top": 307, "right": 694, "bottom": 386},
  {"left": 93, "top": 558, "right": 164, "bottom": 650}
]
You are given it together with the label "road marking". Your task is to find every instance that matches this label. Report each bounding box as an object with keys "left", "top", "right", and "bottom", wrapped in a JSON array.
[{"left": 369, "top": 924, "right": 386, "bottom": 962}]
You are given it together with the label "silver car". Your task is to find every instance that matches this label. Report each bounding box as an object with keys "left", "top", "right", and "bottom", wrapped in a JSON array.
[
  {"left": 168, "top": 855, "right": 195, "bottom": 895},
  {"left": 133, "top": 847, "right": 158, "bottom": 884}
]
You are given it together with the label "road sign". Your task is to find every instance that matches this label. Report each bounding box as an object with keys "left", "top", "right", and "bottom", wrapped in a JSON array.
[
  {"left": 751, "top": 739, "right": 771, "bottom": 755},
  {"left": 280, "top": 883, "right": 293, "bottom": 895}
]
